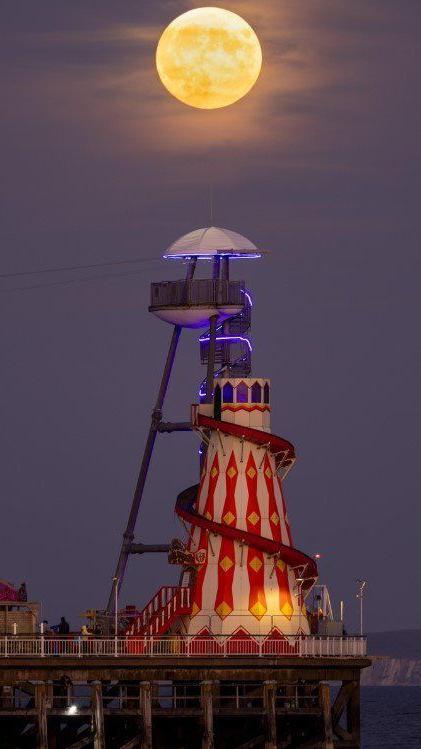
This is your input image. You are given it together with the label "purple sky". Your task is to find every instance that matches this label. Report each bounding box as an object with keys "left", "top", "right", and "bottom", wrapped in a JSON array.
[{"left": 1, "top": 1, "right": 420, "bottom": 632}]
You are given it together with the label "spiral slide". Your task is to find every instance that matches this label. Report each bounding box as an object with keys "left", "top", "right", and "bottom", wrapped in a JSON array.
[{"left": 175, "top": 414, "right": 318, "bottom": 591}]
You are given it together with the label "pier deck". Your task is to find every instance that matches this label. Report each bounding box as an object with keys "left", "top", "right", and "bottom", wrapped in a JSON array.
[{"left": 0, "top": 647, "right": 370, "bottom": 749}]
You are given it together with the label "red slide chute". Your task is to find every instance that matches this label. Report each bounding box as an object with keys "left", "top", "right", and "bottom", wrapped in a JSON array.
[{"left": 176, "top": 414, "right": 318, "bottom": 590}]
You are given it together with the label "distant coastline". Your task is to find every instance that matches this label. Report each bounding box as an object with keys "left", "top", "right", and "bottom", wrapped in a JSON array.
[{"left": 363, "top": 630, "right": 421, "bottom": 686}]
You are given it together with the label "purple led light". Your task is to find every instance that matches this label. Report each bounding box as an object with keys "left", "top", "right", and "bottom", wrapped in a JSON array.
[
  {"left": 163, "top": 253, "right": 262, "bottom": 260},
  {"left": 199, "top": 334, "right": 253, "bottom": 353},
  {"left": 242, "top": 290, "right": 253, "bottom": 307},
  {"left": 218, "top": 253, "right": 262, "bottom": 259},
  {"left": 197, "top": 288, "right": 252, "bottom": 399},
  {"left": 199, "top": 364, "right": 225, "bottom": 398}
]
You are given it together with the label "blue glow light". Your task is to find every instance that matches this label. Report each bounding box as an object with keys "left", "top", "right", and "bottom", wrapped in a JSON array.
[
  {"left": 197, "top": 287, "right": 252, "bottom": 400},
  {"left": 163, "top": 253, "right": 262, "bottom": 260},
  {"left": 199, "top": 334, "right": 253, "bottom": 353},
  {"left": 199, "top": 364, "right": 225, "bottom": 399},
  {"left": 243, "top": 290, "right": 253, "bottom": 307}
]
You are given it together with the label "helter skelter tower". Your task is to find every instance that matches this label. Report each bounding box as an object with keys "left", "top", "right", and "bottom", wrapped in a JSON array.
[{"left": 109, "top": 226, "right": 318, "bottom": 640}]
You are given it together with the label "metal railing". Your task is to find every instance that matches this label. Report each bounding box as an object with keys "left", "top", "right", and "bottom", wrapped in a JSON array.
[
  {"left": 150, "top": 280, "right": 245, "bottom": 309},
  {"left": 0, "top": 635, "right": 366, "bottom": 659},
  {"left": 131, "top": 586, "right": 180, "bottom": 632},
  {"left": 128, "top": 586, "right": 191, "bottom": 637}
]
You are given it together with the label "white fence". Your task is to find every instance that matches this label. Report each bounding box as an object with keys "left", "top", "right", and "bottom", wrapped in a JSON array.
[{"left": 0, "top": 635, "right": 366, "bottom": 659}]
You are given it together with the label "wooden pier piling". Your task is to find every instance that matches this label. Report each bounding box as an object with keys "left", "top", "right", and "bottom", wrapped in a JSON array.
[
  {"left": 140, "top": 681, "right": 153, "bottom": 749},
  {"left": 92, "top": 681, "right": 105, "bottom": 749},
  {"left": 263, "top": 680, "right": 277, "bottom": 749},
  {"left": 201, "top": 680, "right": 215, "bottom": 749},
  {"left": 319, "top": 682, "right": 334, "bottom": 749},
  {"left": 35, "top": 681, "right": 48, "bottom": 749}
]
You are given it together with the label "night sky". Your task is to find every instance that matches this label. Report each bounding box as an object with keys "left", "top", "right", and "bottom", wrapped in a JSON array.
[{"left": 1, "top": 1, "right": 420, "bottom": 633}]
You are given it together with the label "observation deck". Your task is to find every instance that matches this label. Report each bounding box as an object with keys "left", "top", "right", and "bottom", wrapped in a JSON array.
[{"left": 149, "top": 279, "right": 245, "bottom": 328}]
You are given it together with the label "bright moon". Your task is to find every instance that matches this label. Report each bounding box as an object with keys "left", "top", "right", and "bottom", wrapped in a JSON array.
[{"left": 156, "top": 7, "right": 262, "bottom": 110}]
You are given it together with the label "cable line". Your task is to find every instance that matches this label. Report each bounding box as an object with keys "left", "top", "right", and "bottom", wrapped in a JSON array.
[
  {"left": 0, "top": 255, "right": 160, "bottom": 280},
  {"left": 0, "top": 265, "right": 158, "bottom": 294}
]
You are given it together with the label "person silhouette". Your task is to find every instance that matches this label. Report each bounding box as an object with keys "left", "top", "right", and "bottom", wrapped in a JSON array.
[{"left": 58, "top": 616, "right": 70, "bottom": 635}]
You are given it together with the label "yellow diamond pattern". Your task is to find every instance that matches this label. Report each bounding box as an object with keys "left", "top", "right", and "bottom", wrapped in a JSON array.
[
  {"left": 271, "top": 512, "right": 280, "bottom": 526},
  {"left": 227, "top": 466, "right": 237, "bottom": 479},
  {"left": 276, "top": 559, "right": 286, "bottom": 572},
  {"left": 250, "top": 601, "right": 267, "bottom": 620},
  {"left": 249, "top": 556, "right": 262, "bottom": 573},
  {"left": 265, "top": 466, "right": 272, "bottom": 478},
  {"left": 219, "top": 556, "right": 234, "bottom": 572},
  {"left": 281, "top": 601, "right": 293, "bottom": 617},
  {"left": 247, "top": 511, "right": 259, "bottom": 526},
  {"left": 191, "top": 602, "right": 200, "bottom": 618},
  {"left": 216, "top": 601, "right": 232, "bottom": 619},
  {"left": 223, "top": 511, "right": 235, "bottom": 525},
  {"left": 211, "top": 467, "right": 218, "bottom": 478},
  {"left": 247, "top": 466, "right": 256, "bottom": 479}
]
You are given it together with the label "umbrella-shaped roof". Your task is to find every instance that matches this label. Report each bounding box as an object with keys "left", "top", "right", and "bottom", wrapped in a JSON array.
[{"left": 163, "top": 226, "right": 262, "bottom": 259}]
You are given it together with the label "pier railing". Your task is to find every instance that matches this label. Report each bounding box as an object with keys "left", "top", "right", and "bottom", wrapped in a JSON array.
[{"left": 0, "top": 634, "right": 366, "bottom": 659}]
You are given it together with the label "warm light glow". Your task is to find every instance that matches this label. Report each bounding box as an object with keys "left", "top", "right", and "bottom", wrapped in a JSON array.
[{"left": 156, "top": 7, "right": 262, "bottom": 109}]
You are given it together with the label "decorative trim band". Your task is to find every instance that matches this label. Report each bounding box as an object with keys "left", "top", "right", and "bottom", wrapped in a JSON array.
[{"left": 221, "top": 404, "right": 271, "bottom": 413}]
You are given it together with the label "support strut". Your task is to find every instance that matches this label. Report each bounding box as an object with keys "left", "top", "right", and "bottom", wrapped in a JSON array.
[
  {"left": 204, "top": 255, "right": 221, "bottom": 404},
  {"left": 129, "top": 543, "right": 170, "bottom": 554},
  {"left": 205, "top": 314, "right": 218, "bottom": 403},
  {"left": 107, "top": 260, "right": 196, "bottom": 612}
]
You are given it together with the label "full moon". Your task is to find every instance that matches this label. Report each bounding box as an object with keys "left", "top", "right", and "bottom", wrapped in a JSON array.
[{"left": 156, "top": 7, "right": 262, "bottom": 110}]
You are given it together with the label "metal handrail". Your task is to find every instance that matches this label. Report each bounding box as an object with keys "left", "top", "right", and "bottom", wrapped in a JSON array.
[
  {"left": 129, "top": 586, "right": 191, "bottom": 637},
  {"left": 150, "top": 279, "right": 245, "bottom": 308},
  {"left": 0, "top": 634, "right": 367, "bottom": 659}
]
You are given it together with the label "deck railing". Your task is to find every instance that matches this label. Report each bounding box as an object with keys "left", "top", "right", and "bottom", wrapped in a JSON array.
[
  {"left": 0, "top": 634, "right": 366, "bottom": 659},
  {"left": 150, "top": 279, "right": 245, "bottom": 309}
]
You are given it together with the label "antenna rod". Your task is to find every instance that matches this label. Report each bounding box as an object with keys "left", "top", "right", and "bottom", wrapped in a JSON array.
[{"left": 209, "top": 182, "right": 213, "bottom": 224}]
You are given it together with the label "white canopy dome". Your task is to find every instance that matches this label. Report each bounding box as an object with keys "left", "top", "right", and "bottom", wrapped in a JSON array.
[{"left": 163, "top": 226, "right": 261, "bottom": 259}]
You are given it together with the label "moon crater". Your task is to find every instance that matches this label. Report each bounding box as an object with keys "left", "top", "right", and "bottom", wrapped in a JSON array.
[{"left": 156, "top": 7, "right": 262, "bottom": 110}]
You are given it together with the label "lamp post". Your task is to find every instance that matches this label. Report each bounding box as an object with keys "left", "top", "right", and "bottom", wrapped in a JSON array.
[
  {"left": 295, "top": 577, "right": 304, "bottom": 634},
  {"left": 113, "top": 577, "right": 119, "bottom": 633},
  {"left": 312, "top": 553, "right": 321, "bottom": 620},
  {"left": 356, "top": 579, "right": 367, "bottom": 636},
  {"left": 113, "top": 576, "right": 119, "bottom": 656}
]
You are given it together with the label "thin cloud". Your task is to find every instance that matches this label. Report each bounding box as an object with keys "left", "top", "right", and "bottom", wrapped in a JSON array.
[{"left": 1, "top": 0, "right": 406, "bottom": 185}]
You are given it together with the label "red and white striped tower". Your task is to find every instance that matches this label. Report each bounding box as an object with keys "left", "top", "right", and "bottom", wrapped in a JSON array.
[{"left": 176, "top": 377, "right": 316, "bottom": 638}]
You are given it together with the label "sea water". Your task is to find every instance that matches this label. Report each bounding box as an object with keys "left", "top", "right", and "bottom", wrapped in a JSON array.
[{"left": 362, "top": 686, "right": 421, "bottom": 748}]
